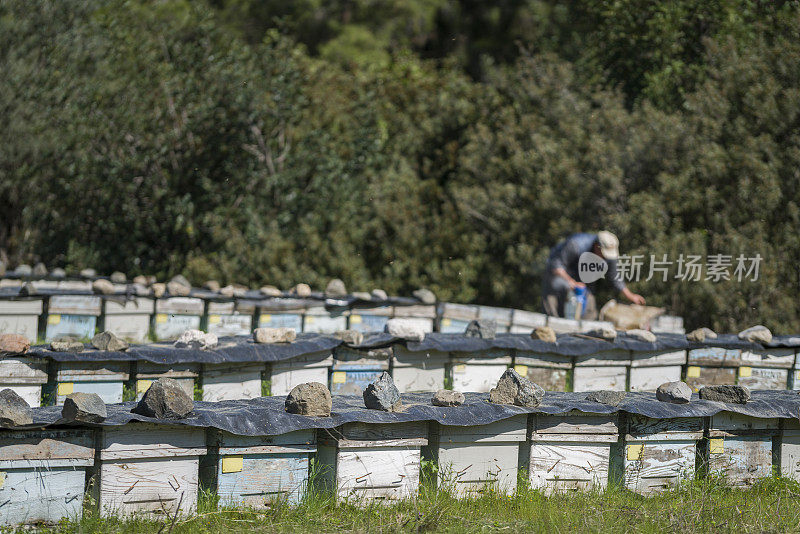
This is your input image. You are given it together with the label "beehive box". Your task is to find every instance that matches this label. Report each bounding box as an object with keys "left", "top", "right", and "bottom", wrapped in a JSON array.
[
  {"left": 206, "top": 300, "right": 254, "bottom": 337},
  {"left": 685, "top": 347, "right": 740, "bottom": 391},
  {"left": 45, "top": 295, "right": 102, "bottom": 341},
  {"left": 791, "top": 352, "right": 800, "bottom": 391},
  {"left": 153, "top": 297, "right": 204, "bottom": 341},
  {"left": 509, "top": 309, "right": 547, "bottom": 334},
  {"left": 623, "top": 415, "right": 702, "bottom": 494},
  {"left": 202, "top": 363, "right": 265, "bottom": 401},
  {"left": 316, "top": 422, "right": 427, "bottom": 503},
  {"left": 391, "top": 305, "right": 436, "bottom": 333},
  {"left": 437, "top": 303, "right": 478, "bottom": 334},
  {"left": 347, "top": 306, "right": 393, "bottom": 333},
  {"left": 777, "top": 419, "right": 800, "bottom": 482},
  {"left": 629, "top": 350, "right": 687, "bottom": 392},
  {"left": 546, "top": 317, "right": 581, "bottom": 334},
  {"left": 391, "top": 346, "right": 448, "bottom": 393},
  {"left": 331, "top": 346, "right": 391, "bottom": 395},
  {"left": 302, "top": 306, "right": 348, "bottom": 334},
  {"left": 449, "top": 349, "right": 512, "bottom": 393},
  {"left": 201, "top": 429, "right": 315, "bottom": 507},
  {"left": 706, "top": 412, "right": 777, "bottom": 487},
  {"left": 0, "top": 429, "right": 93, "bottom": 526},
  {"left": 0, "top": 356, "right": 48, "bottom": 407},
  {"left": 476, "top": 306, "right": 513, "bottom": 334},
  {"left": 513, "top": 351, "right": 572, "bottom": 392},
  {"left": 430, "top": 415, "right": 526, "bottom": 496},
  {"left": 91, "top": 423, "right": 205, "bottom": 516},
  {"left": 133, "top": 362, "right": 199, "bottom": 401},
  {"left": 573, "top": 349, "right": 630, "bottom": 392},
  {"left": 270, "top": 351, "right": 334, "bottom": 396},
  {"left": 736, "top": 348, "right": 793, "bottom": 390},
  {"left": 529, "top": 412, "right": 618, "bottom": 493},
  {"left": 258, "top": 302, "right": 304, "bottom": 332},
  {"left": 0, "top": 298, "right": 43, "bottom": 342},
  {"left": 102, "top": 296, "right": 155, "bottom": 343},
  {"left": 52, "top": 361, "right": 131, "bottom": 405}
]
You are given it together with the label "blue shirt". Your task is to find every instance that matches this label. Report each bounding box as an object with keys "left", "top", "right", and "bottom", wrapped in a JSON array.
[{"left": 546, "top": 233, "right": 626, "bottom": 292}]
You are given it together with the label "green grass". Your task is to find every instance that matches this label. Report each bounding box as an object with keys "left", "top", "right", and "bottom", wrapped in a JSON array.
[{"left": 29, "top": 475, "right": 800, "bottom": 533}]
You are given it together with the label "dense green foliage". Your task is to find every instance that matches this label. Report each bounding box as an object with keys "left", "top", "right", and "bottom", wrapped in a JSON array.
[{"left": 2, "top": 0, "right": 800, "bottom": 331}]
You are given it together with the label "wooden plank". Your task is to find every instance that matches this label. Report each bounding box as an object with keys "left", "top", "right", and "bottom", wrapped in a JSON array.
[
  {"left": 631, "top": 350, "right": 687, "bottom": 367},
  {"left": 710, "top": 413, "right": 779, "bottom": 433},
  {"left": 740, "top": 348, "right": 795, "bottom": 369},
  {"left": 258, "top": 313, "right": 303, "bottom": 331},
  {"left": 532, "top": 414, "right": 619, "bottom": 436},
  {"left": 529, "top": 442, "right": 610, "bottom": 493},
  {"left": 477, "top": 306, "right": 513, "bottom": 327},
  {"left": 155, "top": 297, "right": 204, "bottom": 315},
  {"left": 737, "top": 367, "right": 789, "bottom": 390},
  {"left": 707, "top": 435, "right": 773, "bottom": 487},
  {"left": 104, "top": 297, "right": 155, "bottom": 315},
  {"left": 514, "top": 352, "right": 572, "bottom": 370},
  {"left": 437, "top": 303, "right": 478, "bottom": 322},
  {"left": 99, "top": 424, "right": 206, "bottom": 459},
  {"left": 624, "top": 439, "right": 696, "bottom": 494},
  {"left": 57, "top": 361, "right": 130, "bottom": 380},
  {"left": 439, "top": 416, "right": 527, "bottom": 443},
  {"left": 626, "top": 416, "right": 703, "bottom": 440},
  {"left": 0, "top": 468, "right": 86, "bottom": 524},
  {"left": 48, "top": 295, "right": 102, "bottom": 315},
  {"left": 629, "top": 366, "right": 683, "bottom": 392},
  {"left": 392, "top": 305, "right": 436, "bottom": 319},
  {"left": 207, "top": 301, "right": 236, "bottom": 315},
  {"left": 348, "top": 313, "right": 390, "bottom": 333},
  {"left": 333, "top": 447, "right": 421, "bottom": 502},
  {"left": 0, "top": 357, "right": 47, "bottom": 383},
  {"left": 450, "top": 362, "right": 511, "bottom": 393},
  {"left": 207, "top": 313, "right": 253, "bottom": 336},
  {"left": 510, "top": 310, "right": 548, "bottom": 329},
  {"left": 202, "top": 364, "right": 263, "bottom": 402},
  {"left": 334, "top": 347, "right": 391, "bottom": 369},
  {"left": 323, "top": 422, "right": 428, "bottom": 443},
  {"left": 573, "top": 366, "right": 627, "bottom": 392},
  {"left": 389, "top": 317, "right": 434, "bottom": 333},
  {"left": 687, "top": 347, "right": 742, "bottom": 366},
  {"left": 779, "top": 429, "right": 800, "bottom": 481},
  {"left": 303, "top": 313, "right": 347, "bottom": 334},
  {"left": 574, "top": 349, "right": 630, "bottom": 367},
  {"left": 546, "top": 317, "right": 581, "bottom": 333},
  {"left": 213, "top": 430, "right": 315, "bottom": 449},
  {"left": 216, "top": 453, "right": 311, "bottom": 506},
  {"left": 438, "top": 442, "right": 519, "bottom": 496},
  {"left": 0, "top": 299, "right": 43, "bottom": 314},
  {"left": 684, "top": 366, "right": 736, "bottom": 391},
  {"left": 0, "top": 429, "right": 94, "bottom": 463}
]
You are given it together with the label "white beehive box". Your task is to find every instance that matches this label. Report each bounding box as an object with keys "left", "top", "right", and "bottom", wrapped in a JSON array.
[
  {"left": 629, "top": 350, "right": 687, "bottom": 392},
  {"left": 737, "top": 347, "right": 793, "bottom": 390},
  {"left": 685, "top": 347, "right": 740, "bottom": 391},
  {"left": 529, "top": 412, "right": 619, "bottom": 493},
  {"left": 206, "top": 300, "right": 255, "bottom": 337},
  {"left": 573, "top": 349, "right": 630, "bottom": 392},
  {"left": 431, "top": 415, "right": 526, "bottom": 496},
  {"left": 45, "top": 295, "right": 102, "bottom": 341},
  {"left": 302, "top": 306, "right": 348, "bottom": 334},
  {"left": 546, "top": 316, "right": 581, "bottom": 333},
  {"left": 270, "top": 351, "right": 334, "bottom": 396},
  {"left": 133, "top": 362, "right": 200, "bottom": 400},
  {"left": 476, "top": 306, "right": 512, "bottom": 333},
  {"left": 778, "top": 418, "right": 800, "bottom": 481},
  {"left": 437, "top": 303, "right": 478, "bottom": 334},
  {"left": 102, "top": 297, "right": 155, "bottom": 343},
  {"left": 316, "top": 422, "right": 427, "bottom": 503},
  {"left": 0, "top": 356, "right": 48, "bottom": 407},
  {"left": 513, "top": 351, "right": 572, "bottom": 392},
  {"left": 706, "top": 412, "right": 777, "bottom": 487},
  {"left": 509, "top": 309, "right": 547, "bottom": 334},
  {"left": 153, "top": 297, "right": 204, "bottom": 341},
  {"left": 449, "top": 349, "right": 512, "bottom": 393},
  {"left": 202, "top": 362, "right": 265, "bottom": 401},
  {"left": 391, "top": 346, "right": 448, "bottom": 393},
  {"left": 347, "top": 306, "right": 393, "bottom": 333},
  {"left": 53, "top": 360, "right": 131, "bottom": 405},
  {"left": 0, "top": 298, "right": 43, "bottom": 342},
  {"left": 391, "top": 305, "right": 435, "bottom": 333},
  {"left": 91, "top": 423, "right": 206, "bottom": 517}
]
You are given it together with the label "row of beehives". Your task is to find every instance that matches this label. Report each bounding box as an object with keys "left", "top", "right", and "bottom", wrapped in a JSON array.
[
  {"left": 6, "top": 342, "right": 800, "bottom": 409},
  {"left": 0, "top": 293, "right": 640, "bottom": 345},
  {"left": 4, "top": 410, "right": 799, "bottom": 525}
]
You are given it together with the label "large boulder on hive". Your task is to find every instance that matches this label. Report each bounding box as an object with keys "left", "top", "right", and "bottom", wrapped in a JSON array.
[
  {"left": 133, "top": 378, "right": 193, "bottom": 419},
  {"left": 656, "top": 381, "right": 692, "bottom": 404},
  {"left": 738, "top": 325, "right": 772, "bottom": 344},
  {"left": 175, "top": 329, "right": 218, "bottom": 350},
  {"left": 686, "top": 327, "right": 717, "bottom": 343},
  {"left": 384, "top": 318, "right": 425, "bottom": 342},
  {"left": 92, "top": 279, "right": 115, "bottom": 295},
  {"left": 334, "top": 330, "right": 364, "bottom": 346},
  {"left": 285, "top": 383, "right": 332, "bottom": 417},
  {"left": 166, "top": 280, "right": 191, "bottom": 296},
  {"left": 489, "top": 368, "right": 544, "bottom": 407},
  {"left": 586, "top": 390, "right": 626, "bottom": 406},
  {"left": 432, "top": 389, "right": 465, "bottom": 407},
  {"left": 699, "top": 384, "right": 750, "bottom": 404},
  {"left": 363, "top": 372, "right": 402, "bottom": 412},
  {"left": 465, "top": 319, "right": 496, "bottom": 340},
  {"left": 260, "top": 285, "right": 282, "bottom": 297},
  {"left": 51, "top": 338, "right": 84, "bottom": 353},
  {"left": 151, "top": 283, "right": 166, "bottom": 298},
  {"left": 253, "top": 327, "right": 296, "bottom": 344},
  {"left": 0, "top": 389, "right": 32, "bottom": 427},
  {"left": 62, "top": 392, "right": 107, "bottom": 423},
  {"left": 0, "top": 334, "right": 30, "bottom": 356},
  {"left": 291, "top": 283, "right": 312, "bottom": 297},
  {"left": 325, "top": 278, "right": 347, "bottom": 297},
  {"left": 532, "top": 326, "right": 557, "bottom": 343},
  {"left": 92, "top": 331, "right": 129, "bottom": 352},
  {"left": 412, "top": 288, "right": 436, "bottom": 304},
  {"left": 110, "top": 271, "right": 127, "bottom": 284}
]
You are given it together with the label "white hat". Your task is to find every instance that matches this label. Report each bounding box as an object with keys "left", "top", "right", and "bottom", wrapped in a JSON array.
[{"left": 597, "top": 231, "right": 619, "bottom": 260}]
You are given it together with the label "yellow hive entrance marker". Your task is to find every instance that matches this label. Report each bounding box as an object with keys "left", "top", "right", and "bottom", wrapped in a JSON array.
[
  {"left": 137, "top": 380, "right": 153, "bottom": 394},
  {"left": 155, "top": 313, "right": 168, "bottom": 324},
  {"left": 47, "top": 314, "right": 61, "bottom": 325},
  {"left": 686, "top": 366, "right": 701, "bottom": 378},
  {"left": 453, "top": 364, "right": 466, "bottom": 373},
  {"left": 514, "top": 365, "right": 528, "bottom": 376},
  {"left": 208, "top": 315, "right": 221, "bottom": 324},
  {"left": 305, "top": 316, "right": 315, "bottom": 324},
  {"left": 332, "top": 371, "right": 347, "bottom": 384},
  {"left": 441, "top": 318, "right": 452, "bottom": 327},
  {"left": 57, "top": 382, "right": 74, "bottom": 395},
  {"left": 221, "top": 456, "right": 244, "bottom": 473},
  {"left": 259, "top": 314, "right": 271, "bottom": 324},
  {"left": 627, "top": 444, "right": 644, "bottom": 461},
  {"left": 738, "top": 366, "right": 752, "bottom": 378},
  {"left": 710, "top": 438, "right": 724, "bottom": 454},
  {"left": 350, "top": 315, "right": 362, "bottom": 324}
]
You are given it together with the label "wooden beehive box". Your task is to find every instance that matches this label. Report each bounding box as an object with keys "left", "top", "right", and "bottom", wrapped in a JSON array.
[
  {"left": 529, "top": 412, "right": 619, "bottom": 493},
  {"left": 513, "top": 351, "right": 572, "bottom": 392},
  {"left": 629, "top": 350, "right": 687, "bottom": 392},
  {"left": 450, "top": 349, "right": 512, "bottom": 393},
  {"left": 270, "top": 350, "right": 334, "bottom": 396},
  {"left": 685, "top": 347, "right": 740, "bottom": 391},
  {"left": 391, "top": 346, "right": 447, "bottom": 393},
  {"left": 202, "top": 362, "right": 265, "bottom": 401},
  {"left": 331, "top": 346, "right": 391, "bottom": 395},
  {"left": 0, "top": 298, "right": 43, "bottom": 343},
  {"left": 302, "top": 306, "right": 348, "bottom": 334},
  {"left": 706, "top": 412, "right": 777, "bottom": 487},
  {"left": 573, "top": 349, "right": 630, "bottom": 392},
  {"left": 391, "top": 305, "right": 436, "bottom": 333},
  {"left": 0, "top": 356, "right": 48, "bottom": 407},
  {"left": 622, "top": 415, "right": 702, "bottom": 494},
  {"left": 347, "top": 306, "right": 393, "bottom": 333},
  {"left": 737, "top": 348, "right": 793, "bottom": 390},
  {"left": 546, "top": 317, "right": 581, "bottom": 334},
  {"left": 153, "top": 297, "right": 204, "bottom": 341},
  {"left": 91, "top": 423, "right": 206, "bottom": 517},
  {"left": 257, "top": 301, "right": 304, "bottom": 332},
  {"left": 102, "top": 297, "right": 155, "bottom": 343},
  {"left": 52, "top": 360, "right": 131, "bottom": 405},
  {"left": 133, "top": 362, "right": 200, "bottom": 400},
  {"left": 206, "top": 300, "right": 254, "bottom": 337},
  {"left": 316, "top": 421, "right": 427, "bottom": 503},
  {"left": 509, "top": 309, "right": 547, "bottom": 334},
  {"left": 437, "top": 303, "right": 478, "bottom": 334},
  {"left": 45, "top": 295, "right": 102, "bottom": 341},
  {"left": 477, "top": 306, "right": 513, "bottom": 333},
  {"left": 201, "top": 429, "right": 316, "bottom": 507},
  {"left": 777, "top": 419, "right": 800, "bottom": 482},
  {"left": 0, "top": 429, "right": 94, "bottom": 525},
  {"left": 430, "top": 415, "right": 526, "bottom": 497}
]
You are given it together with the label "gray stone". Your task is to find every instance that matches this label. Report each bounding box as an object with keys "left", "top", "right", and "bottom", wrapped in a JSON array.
[
  {"left": 79, "top": 268, "right": 96, "bottom": 278},
  {"left": 686, "top": 327, "right": 717, "bottom": 343},
  {"left": 110, "top": 271, "right": 127, "bottom": 284},
  {"left": 371, "top": 289, "right": 388, "bottom": 300},
  {"left": 412, "top": 288, "right": 436, "bottom": 305},
  {"left": 738, "top": 325, "right": 773, "bottom": 344},
  {"left": 260, "top": 285, "right": 282, "bottom": 297},
  {"left": 334, "top": 330, "right": 364, "bottom": 346},
  {"left": 50, "top": 267, "right": 66, "bottom": 279},
  {"left": 51, "top": 338, "right": 84, "bottom": 353},
  {"left": 285, "top": 382, "right": 332, "bottom": 416},
  {"left": 699, "top": 385, "right": 751, "bottom": 404},
  {"left": 253, "top": 327, "right": 296, "bottom": 344},
  {"left": 656, "top": 381, "right": 692, "bottom": 404},
  {"left": 0, "top": 334, "right": 30, "bottom": 356},
  {"left": 351, "top": 292, "right": 372, "bottom": 301},
  {"left": 133, "top": 275, "right": 148, "bottom": 286},
  {"left": 133, "top": 378, "right": 194, "bottom": 419},
  {"left": 174, "top": 329, "right": 218, "bottom": 349},
  {"left": 166, "top": 280, "right": 191, "bottom": 296},
  {"left": 14, "top": 264, "right": 32, "bottom": 277},
  {"left": 170, "top": 274, "right": 191, "bottom": 288},
  {"left": 532, "top": 326, "right": 557, "bottom": 343},
  {"left": 586, "top": 390, "right": 626, "bottom": 406},
  {"left": 432, "top": 389, "right": 465, "bottom": 407},
  {"left": 627, "top": 329, "right": 657, "bottom": 343},
  {"left": 291, "top": 283, "right": 312, "bottom": 297},
  {"left": 220, "top": 284, "right": 247, "bottom": 298},
  {"left": 0, "top": 389, "right": 32, "bottom": 427},
  {"left": 62, "top": 392, "right": 107, "bottom": 423},
  {"left": 363, "top": 372, "right": 402, "bottom": 412},
  {"left": 325, "top": 278, "right": 347, "bottom": 297},
  {"left": 151, "top": 283, "right": 166, "bottom": 298},
  {"left": 464, "top": 319, "right": 496, "bottom": 340},
  {"left": 584, "top": 327, "right": 617, "bottom": 341},
  {"left": 92, "top": 279, "right": 115, "bottom": 295},
  {"left": 489, "top": 368, "right": 545, "bottom": 407},
  {"left": 384, "top": 318, "right": 425, "bottom": 342},
  {"left": 92, "top": 331, "right": 129, "bottom": 352},
  {"left": 203, "top": 280, "right": 221, "bottom": 292},
  {"left": 32, "top": 262, "right": 47, "bottom": 277}
]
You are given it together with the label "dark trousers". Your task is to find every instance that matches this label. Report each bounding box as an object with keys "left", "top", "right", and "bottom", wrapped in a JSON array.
[{"left": 541, "top": 273, "right": 598, "bottom": 319}]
